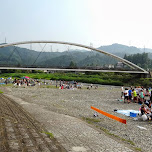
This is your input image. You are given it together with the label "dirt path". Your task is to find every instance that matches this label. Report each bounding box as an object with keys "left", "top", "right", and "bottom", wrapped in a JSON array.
[{"left": 0, "top": 94, "right": 66, "bottom": 152}]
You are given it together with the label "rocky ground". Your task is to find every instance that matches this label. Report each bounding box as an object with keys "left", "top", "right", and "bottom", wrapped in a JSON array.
[
  {"left": 1, "top": 85, "right": 152, "bottom": 152},
  {"left": 0, "top": 93, "right": 66, "bottom": 152}
]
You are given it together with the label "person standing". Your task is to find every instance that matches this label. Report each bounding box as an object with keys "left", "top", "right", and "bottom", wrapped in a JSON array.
[
  {"left": 124, "top": 88, "right": 129, "bottom": 103},
  {"left": 132, "top": 89, "right": 138, "bottom": 103},
  {"left": 128, "top": 88, "right": 132, "bottom": 103},
  {"left": 140, "top": 89, "right": 144, "bottom": 104},
  {"left": 121, "top": 86, "right": 124, "bottom": 99},
  {"left": 145, "top": 88, "right": 150, "bottom": 101},
  {"left": 150, "top": 89, "right": 152, "bottom": 102}
]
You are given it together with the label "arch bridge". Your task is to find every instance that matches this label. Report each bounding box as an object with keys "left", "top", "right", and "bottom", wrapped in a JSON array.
[{"left": 0, "top": 41, "right": 149, "bottom": 75}]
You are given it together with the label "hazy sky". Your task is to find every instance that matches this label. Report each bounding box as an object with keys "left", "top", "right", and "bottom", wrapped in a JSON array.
[{"left": 1, "top": 0, "right": 152, "bottom": 50}]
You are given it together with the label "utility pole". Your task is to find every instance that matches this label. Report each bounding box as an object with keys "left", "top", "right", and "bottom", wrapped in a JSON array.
[{"left": 90, "top": 43, "right": 93, "bottom": 56}]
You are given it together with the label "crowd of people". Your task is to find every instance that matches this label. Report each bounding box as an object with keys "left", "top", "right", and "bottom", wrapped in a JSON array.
[
  {"left": 121, "top": 86, "right": 152, "bottom": 120},
  {"left": 1, "top": 77, "right": 98, "bottom": 90},
  {"left": 121, "top": 86, "right": 152, "bottom": 104},
  {"left": 13, "top": 78, "right": 37, "bottom": 87},
  {"left": 59, "top": 81, "right": 98, "bottom": 90}
]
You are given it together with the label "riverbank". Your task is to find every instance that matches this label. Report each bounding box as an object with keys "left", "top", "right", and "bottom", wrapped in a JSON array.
[
  {"left": 1, "top": 71, "right": 151, "bottom": 86},
  {"left": 1, "top": 85, "right": 152, "bottom": 151}
]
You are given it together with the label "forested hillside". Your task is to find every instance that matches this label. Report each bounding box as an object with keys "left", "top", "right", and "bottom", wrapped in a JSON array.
[
  {"left": 124, "top": 53, "right": 152, "bottom": 69},
  {"left": 0, "top": 43, "right": 152, "bottom": 69}
]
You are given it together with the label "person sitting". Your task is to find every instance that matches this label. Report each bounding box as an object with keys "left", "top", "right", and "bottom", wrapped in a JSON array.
[
  {"left": 140, "top": 104, "right": 152, "bottom": 120},
  {"left": 146, "top": 101, "right": 152, "bottom": 113},
  {"left": 61, "top": 85, "right": 64, "bottom": 89},
  {"left": 87, "top": 86, "right": 90, "bottom": 90},
  {"left": 144, "top": 99, "right": 150, "bottom": 107}
]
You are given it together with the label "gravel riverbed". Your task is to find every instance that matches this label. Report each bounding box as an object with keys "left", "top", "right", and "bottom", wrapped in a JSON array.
[{"left": 2, "top": 85, "right": 152, "bottom": 152}]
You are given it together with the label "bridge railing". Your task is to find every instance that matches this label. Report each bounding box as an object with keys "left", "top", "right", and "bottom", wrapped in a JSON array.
[{"left": 0, "top": 64, "right": 138, "bottom": 71}]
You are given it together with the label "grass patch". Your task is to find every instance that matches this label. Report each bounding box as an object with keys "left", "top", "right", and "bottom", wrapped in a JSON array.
[
  {"left": 5, "top": 84, "right": 13, "bottom": 87},
  {"left": 82, "top": 117, "right": 101, "bottom": 124},
  {"left": 0, "top": 71, "right": 151, "bottom": 86},
  {"left": 40, "top": 85, "right": 58, "bottom": 89},
  {"left": 121, "top": 138, "right": 135, "bottom": 146},
  {"left": 99, "top": 127, "right": 143, "bottom": 151},
  {"left": 0, "top": 90, "right": 3, "bottom": 94},
  {"left": 100, "top": 127, "right": 120, "bottom": 139},
  {"left": 135, "top": 147, "right": 142, "bottom": 151},
  {"left": 42, "top": 131, "right": 54, "bottom": 138},
  {"left": 31, "top": 95, "right": 37, "bottom": 98},
  {"left": 99, "top": 127, "right": 135, "bottom": 146}
]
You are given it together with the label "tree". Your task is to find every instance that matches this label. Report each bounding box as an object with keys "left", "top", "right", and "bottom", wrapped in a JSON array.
[
  {"left": 124, "top": 54, "right": 127, "bottom": 59},
  {"left": 69, "top": 61, "right": 77, "bottom": 68},
  {"left": 124, "top": 53, "right": 151, "bottom": 69}
]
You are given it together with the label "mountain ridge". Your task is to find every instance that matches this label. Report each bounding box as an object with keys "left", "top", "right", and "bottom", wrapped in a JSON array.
[{"left": 0, "top": 43, "right": 151, "bottom": 67}]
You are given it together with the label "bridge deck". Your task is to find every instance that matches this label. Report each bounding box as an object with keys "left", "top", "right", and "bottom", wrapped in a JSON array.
[{"left": 0, "top": 67, "right": 148, "bottom": 74}]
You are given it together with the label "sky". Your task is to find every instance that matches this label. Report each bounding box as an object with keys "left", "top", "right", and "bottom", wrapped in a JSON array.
[{"left": 0, "top": 0, "right": 152, "bottom": 51}]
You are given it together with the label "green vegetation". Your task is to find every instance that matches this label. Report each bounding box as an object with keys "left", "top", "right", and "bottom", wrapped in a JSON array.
[
  {"left": 0, "top": 71, "right": 152, "bottom": 87},
  {"left": 121, "top": 138, "right": 135, "bottom": 146},
  {"left": 135, "top": 147, "right": 142, "bottom": 151},
  {"left": 100, "top": 127, "right": 136, "bottom": 146},
  {"left": 42, "top": 131, "right": 54, "bottom": 138},
  {"left": 41, "top": 85, "right": 57, "bottom": 89},
  {"left": 82, "top": 117, "right": 101, "bottom": 124},
  {"left": 69, "top": 61, "right": 77, "bottom": 68},
  {"left": 124, "top": 52, "right": 151, "bottom": 69},
  {"left": 0, "top": 90, "right": 3, "bottom": 94},
  {"left": 1, "top": 43, "right": 152, "bottom": 69}
]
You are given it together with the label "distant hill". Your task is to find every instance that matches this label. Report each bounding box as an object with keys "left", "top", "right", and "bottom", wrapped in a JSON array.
[
  {"left": 98, "top": 43, "right": 143, "bottom": 57},
  {"left": 0, "top": 43, "right": 151, "bottom": 67},
  {"left": 139, "top": 48, "right": 152, "bottom": 53}
]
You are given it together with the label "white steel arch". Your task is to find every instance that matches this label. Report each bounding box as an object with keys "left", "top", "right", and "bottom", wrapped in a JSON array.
[{"left": 0, "top": 41, "right": 148, "bottom": 74}]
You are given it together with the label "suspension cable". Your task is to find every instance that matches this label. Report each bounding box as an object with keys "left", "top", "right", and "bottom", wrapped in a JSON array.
[
  {"left": 32, "top": 43, "right": 47, "bottom": 66},
  {"left": 7, "top": 46, "right": 17, "bottom": 66},
  {"left": 15, "top": 47, "right": 23, "bottom": 66},
  {"left": 39, "top": 43, "right": 49, "bottom": 67}
]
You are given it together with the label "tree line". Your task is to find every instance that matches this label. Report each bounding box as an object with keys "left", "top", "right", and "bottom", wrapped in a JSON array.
[{"left": 124, "top": 52, "right": 152, "bottom": 70}]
